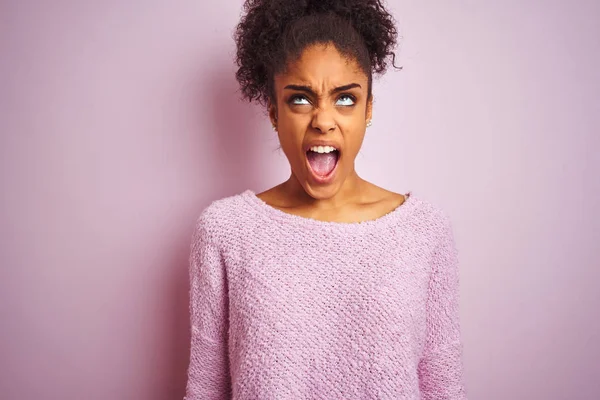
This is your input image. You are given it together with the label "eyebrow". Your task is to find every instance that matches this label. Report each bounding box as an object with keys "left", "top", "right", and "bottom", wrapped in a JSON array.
[{"left": 283, "top": 83, "right": 362, "bottom": 96}]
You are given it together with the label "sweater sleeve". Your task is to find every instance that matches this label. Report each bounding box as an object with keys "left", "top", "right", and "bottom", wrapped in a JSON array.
[
  {"left": 418, "top": 217, "right": 467, "bottom": 399},
  {"left": 184, "top": 217, "right": 232, "bottom": 400}
]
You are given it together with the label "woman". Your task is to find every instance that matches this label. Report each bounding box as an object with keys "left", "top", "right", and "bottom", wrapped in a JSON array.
[{"left": 184, "top": 0, "right": 467, "bottom": 399}]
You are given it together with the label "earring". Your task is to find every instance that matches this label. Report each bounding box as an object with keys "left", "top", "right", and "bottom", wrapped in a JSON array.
[
  {"left": 272, "top": 125, "right": 277, "bottom": 131},
  {"left": 366, "top": 120, "right": 372, "bottom": 127}
]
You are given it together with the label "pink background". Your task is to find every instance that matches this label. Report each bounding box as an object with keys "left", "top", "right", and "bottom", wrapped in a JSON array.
[{"left": 1, "top": 1, "right": 599, "bottom": 399}]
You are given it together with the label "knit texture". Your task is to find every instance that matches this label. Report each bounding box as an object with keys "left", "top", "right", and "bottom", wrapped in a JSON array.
[{"left": 184, "top": 190, "right": 467, "bottom": 400}]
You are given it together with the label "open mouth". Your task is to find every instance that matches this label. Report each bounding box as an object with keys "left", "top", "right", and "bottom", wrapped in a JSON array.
[{"left": 306, "top": 145, "right": 340, "bottom": 180}]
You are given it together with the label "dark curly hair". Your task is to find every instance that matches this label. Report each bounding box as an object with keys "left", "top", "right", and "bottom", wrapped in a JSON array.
[{"left": 234, "top": 0, "right": 400, "bottom": 106}]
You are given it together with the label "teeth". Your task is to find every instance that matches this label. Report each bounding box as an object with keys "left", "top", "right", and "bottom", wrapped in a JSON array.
[{"left": 309, "top": 145, "right": 337, "bottom": 153}]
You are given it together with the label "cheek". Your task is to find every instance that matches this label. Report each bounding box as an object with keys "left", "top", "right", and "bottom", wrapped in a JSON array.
[
  {"left": 277, "top": 128, "right": 305, "bottom": 163},
  {"left": 277, "top": 113, "right": 306, "bottom": 143},
  {"left": 341, "top": 126, "right": 366, "bottom": 157}
]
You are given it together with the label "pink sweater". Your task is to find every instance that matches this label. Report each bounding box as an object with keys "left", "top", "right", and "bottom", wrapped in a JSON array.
[{"left": 184, "top": 190, "right": 467, "bottom": 399}]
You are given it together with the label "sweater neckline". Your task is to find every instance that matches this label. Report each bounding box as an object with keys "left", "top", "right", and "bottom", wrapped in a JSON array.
[{"left": 241, "top": 189, "right": 416, "bottom": 231}]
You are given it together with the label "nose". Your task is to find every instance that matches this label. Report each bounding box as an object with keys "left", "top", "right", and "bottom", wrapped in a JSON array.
[{"left": 311, "top": 107, "right": 337, "bottom": 134}]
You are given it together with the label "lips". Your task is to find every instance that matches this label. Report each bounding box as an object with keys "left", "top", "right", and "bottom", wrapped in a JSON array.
[
  {"left": 305, "top": 145, "right": 340, "bottom": 184},
  {"left": 304, "top": 141, "right": 341, "bottom": 153}
]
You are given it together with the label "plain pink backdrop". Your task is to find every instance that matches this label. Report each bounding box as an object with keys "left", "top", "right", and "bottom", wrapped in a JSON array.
[{"left": 1, "top": 1, "right": 599, "bottom": 399}]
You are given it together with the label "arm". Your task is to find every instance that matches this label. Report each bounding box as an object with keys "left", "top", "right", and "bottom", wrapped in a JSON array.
[
  {"left": 184, "top": 217, "right": 231, "bottom": 400},
  {"left": 418, "top": 217, "right": 467, "bottom": 399}
]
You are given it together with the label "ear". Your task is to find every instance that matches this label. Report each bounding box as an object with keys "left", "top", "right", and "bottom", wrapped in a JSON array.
[
  {"left": 366, "top": 95, "right": 373, "bottom": 123},
  {"left": 268, "top": 98, "right": 278, "bottom": 129}
]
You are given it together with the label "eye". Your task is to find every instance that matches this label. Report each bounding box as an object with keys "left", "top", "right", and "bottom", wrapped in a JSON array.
[
  {"left": 290, "top": 95, "right": 311, "bottom": 105},
  {"left": 336, "top": 95, "right": 356, "bottom": 106}
]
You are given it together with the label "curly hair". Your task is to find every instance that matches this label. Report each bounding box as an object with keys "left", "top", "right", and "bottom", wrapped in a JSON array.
[{"left": 234, "top": 0, "right": 399, "bottom": 106}]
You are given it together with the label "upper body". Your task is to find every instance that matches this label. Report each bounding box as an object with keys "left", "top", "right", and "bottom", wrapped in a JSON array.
[
  {"left": 185, "top": 0, "right": 467, "bottom": 398},
  {"left": 185, "top": 189, "right": 466, "bottom": 400}
]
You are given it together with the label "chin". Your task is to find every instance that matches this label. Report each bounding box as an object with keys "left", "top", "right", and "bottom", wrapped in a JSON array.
[{"left": 302, "top": 180, "right": 343, "bottom": 200}]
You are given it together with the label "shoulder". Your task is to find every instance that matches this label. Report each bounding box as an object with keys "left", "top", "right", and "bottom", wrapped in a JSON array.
[
  {"left": 191, "top": 190, "right": 253, "bottom": 245},
  {"left": 411, "top": 194, "right": 452, "bottom": 226},
  {"left": 402, "top": 193, "right": 455, "bottom": 243}
]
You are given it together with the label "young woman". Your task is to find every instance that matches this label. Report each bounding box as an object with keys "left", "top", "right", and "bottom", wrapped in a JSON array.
[{"left": 184, "top": 1, "right": 467, "bottom": 399}]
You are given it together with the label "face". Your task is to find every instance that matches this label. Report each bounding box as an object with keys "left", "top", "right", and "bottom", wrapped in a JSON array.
[{"left": 270, "top": 43, "right": 372, "bottom": 200}]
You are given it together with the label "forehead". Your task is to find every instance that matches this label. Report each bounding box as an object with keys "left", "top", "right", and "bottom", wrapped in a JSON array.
[{"left": 275, "top": 44, "right": 368, "bottom": 89}]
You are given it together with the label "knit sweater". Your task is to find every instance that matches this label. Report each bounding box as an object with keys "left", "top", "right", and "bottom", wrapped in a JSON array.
[{"left": 184, "top": 190, "right": 467, "bottom": 400}]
